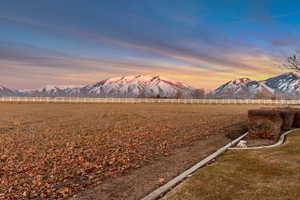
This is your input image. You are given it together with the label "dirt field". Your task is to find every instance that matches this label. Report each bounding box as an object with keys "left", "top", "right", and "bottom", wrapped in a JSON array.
[
  {"left": 0, "top": 103, "right": 270, "bottom": 199},
  {"left": 162, "top": 129, "right": 300, "bottom": 200}
]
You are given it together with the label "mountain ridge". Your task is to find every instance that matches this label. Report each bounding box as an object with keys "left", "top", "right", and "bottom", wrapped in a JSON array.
[
  {"left": 1, "top": 72, "right": 300, "bottom": 99},
  {"left": 212, "top": 72, "right": 300, "bottom": 99},
  {"left": 9, "top": 75, "right": 195, "bottom": 98}
]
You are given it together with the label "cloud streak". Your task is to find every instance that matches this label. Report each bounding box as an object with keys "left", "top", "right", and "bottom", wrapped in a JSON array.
[
  {"left": 1, "top": 14, "right": 281, "bottom": 72},
  {"left": 0, "top": 0, "right": 297, "bottom": 89}
]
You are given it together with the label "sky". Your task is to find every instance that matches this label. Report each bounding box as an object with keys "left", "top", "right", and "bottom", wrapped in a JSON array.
[{"left": 1, "top": 0, "right": 300, "bottom": 90}]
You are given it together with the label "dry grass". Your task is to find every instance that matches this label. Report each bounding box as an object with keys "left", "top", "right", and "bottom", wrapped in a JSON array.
[
  {"left": 163, "top": 130, "right": 300, "bottom": 200},
  {"left": 0, "top": 103, "right": 272, "bottom": 199}
]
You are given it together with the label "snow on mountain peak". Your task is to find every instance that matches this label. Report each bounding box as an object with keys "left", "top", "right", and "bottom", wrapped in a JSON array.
[
  {"left": 102, "top": 75, "right": 188, "bottom": 88},
  {"left": 213, "top": 72, "right": 300, "bottom": 99},
  {"left": 0, "top": 85, "right": 20, "bottom": 97},
  {"left": 44, "top": 85, "right": 82, "bottom": 90},
  {"left": 82, "top": 75, "right": 194, "bottom": 98},
  {"left": 231, "top": 78, "right": 252, "bottom": 85},
  {"left": 213, "top": 77, "right": 271, "bottom": 98},
  {"left": 263, "top": 72, "right": 300, "bottom": 96},
  {"left": 105, "top": 75, "right": 154, "bottom": 84}
]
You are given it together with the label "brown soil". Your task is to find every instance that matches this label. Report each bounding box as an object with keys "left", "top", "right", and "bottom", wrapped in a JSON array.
[{"left": 71, "top": 134, "right": 229, "bottom": 200}]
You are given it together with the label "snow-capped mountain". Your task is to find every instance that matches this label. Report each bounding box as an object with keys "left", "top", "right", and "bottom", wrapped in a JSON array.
[
  {"left": 264, "top": 72, "right": 300, "bottom": 97},
  {"left": 212, "top": 78, "right": 274, "bottom": 99},
  {"left": 212, "top": 72, "right": 300, "bottom": 99},
  {"left": 23, "top": 75, "right": 195, "bottom": 98},
  {"left": 0, "top": 85, "right": 20, "bottom": 97},
  {"left": 79, "top": 75, "right": 194, "bottom": 98},
  {"left": 26, "top": 85, "right": 82, "bottom": 97},
  {"left": 3, "top": 72, "right": 300, "bottom": 99}
]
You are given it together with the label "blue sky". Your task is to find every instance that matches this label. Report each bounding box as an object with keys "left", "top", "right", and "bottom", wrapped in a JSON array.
[{"left": 1, "top": 0, "right": 300, "bottom": 89}]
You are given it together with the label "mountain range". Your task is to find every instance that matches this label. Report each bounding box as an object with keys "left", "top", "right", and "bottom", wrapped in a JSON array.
[
  {"left": 4, "top": 75, "right": 195, "bottom": 98},
  {"left": 1, "top": 73, "right": 300, "bottom": 99},
  {"left": 212, "top": 72, "right": 300, "bottom": 99},
  {"left": 0, "top": 86, "right": 20, "bottom": 97}
]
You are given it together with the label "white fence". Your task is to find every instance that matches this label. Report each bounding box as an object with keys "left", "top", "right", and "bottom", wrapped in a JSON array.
[{"left": 0, "top": 97, "right": 299, "bottom": 105}]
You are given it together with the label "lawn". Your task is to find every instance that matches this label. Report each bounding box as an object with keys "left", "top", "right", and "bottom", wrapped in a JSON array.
[
  {"left": 163, "top": 129, "right": 300, "bottom": 200},
  {"left": 0, "top": 103, "right": 270, "bottom": 199}
]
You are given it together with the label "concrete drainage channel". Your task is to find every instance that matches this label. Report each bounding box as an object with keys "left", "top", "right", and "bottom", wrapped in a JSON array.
[{"left": 141, "top": 128, "right": 300, "bottom": 200}]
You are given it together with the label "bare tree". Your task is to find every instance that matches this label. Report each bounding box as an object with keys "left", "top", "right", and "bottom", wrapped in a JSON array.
[
  {"left": 282, "top": 54, "right": 300, "bottom": 72},
  {"left": 271, "top": 91, "right": 285, "bottom": 100},
  {"left": 192, "top": 89, "right": 205, "bottom": 99},
  {"left": 255, "top": 90, "right": 272, "bottom": 99},
  {"left": 175, "top": 89, "right": 183, "bottom": 99}
]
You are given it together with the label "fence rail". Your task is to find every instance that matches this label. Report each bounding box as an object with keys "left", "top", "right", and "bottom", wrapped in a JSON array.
[{"left": 0, "top": 97, "right": 299, "bottom": 105}]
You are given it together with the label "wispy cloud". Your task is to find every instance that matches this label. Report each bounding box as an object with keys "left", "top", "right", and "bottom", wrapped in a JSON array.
[
  {"left": 0, "top": 0, "right": 296, "bottom": 89},
  {"left": 0, "top": 13, "right": 275, "bottom": 73}
]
